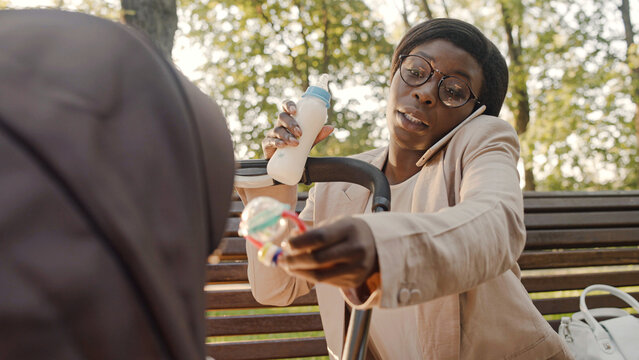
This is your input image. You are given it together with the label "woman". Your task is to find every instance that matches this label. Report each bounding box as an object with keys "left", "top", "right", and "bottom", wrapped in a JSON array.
[{"left": 237, "top": 18, "right": 570, "bottom": 359}]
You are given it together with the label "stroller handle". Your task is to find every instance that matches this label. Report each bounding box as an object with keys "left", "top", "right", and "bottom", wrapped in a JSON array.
[
  {"left": 235, "top": 157, "right": 390, "bottom": 213},
  {"left": 302, "top": 157, "right": 390, "bottom": 213},
  {"left": 235, "top": 156, "right": 390, "bottom": 360}
]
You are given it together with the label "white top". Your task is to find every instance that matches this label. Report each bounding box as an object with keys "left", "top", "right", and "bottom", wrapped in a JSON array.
[{"left": 364, "top": 172, "right": 422, "bottom": 359}]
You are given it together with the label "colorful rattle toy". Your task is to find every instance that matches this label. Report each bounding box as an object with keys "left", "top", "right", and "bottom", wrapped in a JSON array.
[{"left": 238, "top": 196, "right": 307, "bottom": 266}]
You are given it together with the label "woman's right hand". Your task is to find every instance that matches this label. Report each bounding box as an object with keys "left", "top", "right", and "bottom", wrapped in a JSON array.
[{"left": 262, "top": 100, "right": 334, "bottom": 159}]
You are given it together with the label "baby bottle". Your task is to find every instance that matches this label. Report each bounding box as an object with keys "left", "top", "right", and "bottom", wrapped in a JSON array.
[{"left": 267, "top": 74, "right": 331, "bottom": 185}]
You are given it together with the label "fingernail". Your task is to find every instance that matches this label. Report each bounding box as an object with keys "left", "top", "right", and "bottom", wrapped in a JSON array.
[
  {"left": 290, "top": 104, "right": 297, "bottom": 113},
  {"left": 294, "top": 126, "right": 302, "bottom": 137}
]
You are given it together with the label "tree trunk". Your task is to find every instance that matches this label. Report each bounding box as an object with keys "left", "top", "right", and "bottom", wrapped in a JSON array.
[
  {"left": 419, "top": 0, "right": 433, "bottom": 19},
  {"left": 440, "top": 0, "right": 450, "bottom": 18},
  {"left": 499, "top": 0, "right": 535, "bottom": 190},
  {"left": 619, "top": 0, "right": 638, "bottom": 184},
  {"left": 121, "top": 0, "right": 177, "bottom": 60},
  {"left": 400, "top": 0, "right": 412, "bottom": 29}
]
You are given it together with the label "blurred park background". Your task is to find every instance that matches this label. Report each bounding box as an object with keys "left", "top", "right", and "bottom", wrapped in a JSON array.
[{"left": 3, "top": 0, "right": 638, "bottom": 192}]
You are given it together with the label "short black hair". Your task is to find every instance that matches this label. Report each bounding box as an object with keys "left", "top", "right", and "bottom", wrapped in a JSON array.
[{"left": 391, "top": 18, "right": 509, "bottom": 116}]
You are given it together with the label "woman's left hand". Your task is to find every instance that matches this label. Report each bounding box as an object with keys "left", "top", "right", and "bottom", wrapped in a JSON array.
[{"left": 279, "top": 217, "right": 379, "bottom": 289}]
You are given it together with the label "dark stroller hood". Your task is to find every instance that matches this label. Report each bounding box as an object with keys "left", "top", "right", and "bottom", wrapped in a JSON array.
[{"left": 0, "top": 9, "right": 233, "bottom": 360}]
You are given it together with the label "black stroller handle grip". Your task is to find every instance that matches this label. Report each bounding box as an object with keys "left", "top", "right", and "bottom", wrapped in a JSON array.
[{"left": 235, "top": 157, "right": 390, "bottom": 213}]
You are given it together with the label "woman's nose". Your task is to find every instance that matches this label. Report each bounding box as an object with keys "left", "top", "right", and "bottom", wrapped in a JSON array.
[{"left": 411, "top": 80, "right": 438, "bottom": 106}]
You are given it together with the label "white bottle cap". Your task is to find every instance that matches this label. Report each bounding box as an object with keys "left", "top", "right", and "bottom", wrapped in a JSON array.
[{"left": 302, "top": 73, "right": 331, "bottom": 107}]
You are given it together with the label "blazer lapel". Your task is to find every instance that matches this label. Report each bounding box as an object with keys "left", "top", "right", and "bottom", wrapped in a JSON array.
[{"left": 342, "top": 147, "right": 388, "bottom": 215}]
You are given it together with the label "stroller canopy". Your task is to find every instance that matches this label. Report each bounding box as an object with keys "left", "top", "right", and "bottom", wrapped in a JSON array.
[{"left": 0, "top": 9, "right": 233, "bottom": 360}]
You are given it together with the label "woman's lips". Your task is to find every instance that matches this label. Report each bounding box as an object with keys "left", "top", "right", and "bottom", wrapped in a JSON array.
[{"left": 397, "top": 111, "right": 428, "bottom": 132}]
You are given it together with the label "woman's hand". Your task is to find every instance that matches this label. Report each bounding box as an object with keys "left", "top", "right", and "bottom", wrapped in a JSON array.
[
  {"left": 262, "top": 100, "right": 334, "bottom": 159},
  {"left": 280, "top": 217, "right": 379, "bottom": 289}
]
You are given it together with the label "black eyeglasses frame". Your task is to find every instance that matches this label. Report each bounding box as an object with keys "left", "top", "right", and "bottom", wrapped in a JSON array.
[{"left": 398, "top": 54, "right": 481, "bottom": 108}]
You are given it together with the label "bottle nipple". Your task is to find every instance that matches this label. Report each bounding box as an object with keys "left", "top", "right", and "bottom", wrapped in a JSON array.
[{"left": 316, "top": 74, "right": 329, "bottom": 91}]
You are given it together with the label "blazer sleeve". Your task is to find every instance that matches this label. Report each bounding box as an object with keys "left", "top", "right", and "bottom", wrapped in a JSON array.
[
  {"left": 246, "top": 187, "right": 316, "bottom": 306},
  {"left": 353, "top": 118, "right": 526, "bottom": 309}
]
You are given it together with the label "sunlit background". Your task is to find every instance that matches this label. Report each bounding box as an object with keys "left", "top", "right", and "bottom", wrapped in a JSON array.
[{"left": 3, "top": 0, "right": 638, "bottom": 191}]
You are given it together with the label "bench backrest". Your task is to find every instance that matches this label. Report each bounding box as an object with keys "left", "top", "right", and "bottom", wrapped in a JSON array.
[{"left": 205, "top": 191, "right": 639, "bottom": 360}]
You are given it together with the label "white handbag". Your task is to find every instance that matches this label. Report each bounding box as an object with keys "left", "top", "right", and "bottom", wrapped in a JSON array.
[{"left": 558, "top": 284, "right": 639, "bottom": 360}]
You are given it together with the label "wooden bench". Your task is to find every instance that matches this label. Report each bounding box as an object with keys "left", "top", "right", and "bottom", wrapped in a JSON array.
[{"left": 205, "top": 191, "right": 639, "bottom": 360}]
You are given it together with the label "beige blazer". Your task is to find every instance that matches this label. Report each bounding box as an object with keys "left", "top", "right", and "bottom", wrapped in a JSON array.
[{"left": 247, "top": 114, "right": 571, "bottom": 359}]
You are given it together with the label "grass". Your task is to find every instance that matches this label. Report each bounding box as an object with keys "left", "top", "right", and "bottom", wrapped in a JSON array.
[
  {"left": 207, "top": 305, "right": 320, "bottom": 317},
  {"left": 206, "top": 330, "right": 325, "bottom": 344}
]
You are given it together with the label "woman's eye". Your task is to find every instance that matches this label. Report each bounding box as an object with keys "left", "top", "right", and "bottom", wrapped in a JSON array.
[
  {"left": 408, "top": 67, "right": 424, "bottom": 78},
  {"left": 443, "top": 82, "right": 466, "bottom": 99},
  {"left": 445, "top": 87, "right": 463, "bottom": 98}
]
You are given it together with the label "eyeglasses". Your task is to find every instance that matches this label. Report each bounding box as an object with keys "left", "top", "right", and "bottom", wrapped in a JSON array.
[{"left": 399, "top": 54, "right": 480, "bottom": 108}]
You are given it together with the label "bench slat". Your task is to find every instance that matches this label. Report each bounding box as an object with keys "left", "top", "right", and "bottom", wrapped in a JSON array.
[
  {"left": 524, "top": 211, "right": 639, "bottom": 230},
  {"left": 524, "top": 196, "right": 639, "bottom": 213},
  {"left": 208, "top": 246, "right": 639, "bottom": 282},
  {"left": 224, "top": 217, "right": 241, "bottom": 237},
  {"left": 206, "top": 313, "right": 322, "bottom": 336},
  {"left": 217, "top": 228, "right": 639, "bottom": 257},
  {"left": 206, "top": 337, "right": 327, "bottom": 360},
  {"left": 227, "top": 211, "right": 639, "bottom": 235},
  {"left": 533, "top": 292, "right": 639, "bottom": 315},
  {"left": 522, "top": 270, "right": 639, "bottom": 292},
  {"left": 206, "top": 289, "right": 318, "bottom": 310},
  {"left": 525, "top": 228, "right": 639, "bottom": 250},
  {"left": 207, "top": 263, "right": 247, "bottom": 283},
  {"left": 518, "top": 248, "right": 639, "bottom": 269},
  {"left": 217, "top": 231, "right": 639, "bottom": 258},
  {"left": 217, "top": 230, "right": 639, "bottom": 258},
  {"left": 207, "top": 263, "right": 639, "bottom": 290},
  {"left": 217, "top": 237, "right": 248, "bottom": 257},
  {"left": 523, "top": 191, "right": 639, "bottom": 198}
]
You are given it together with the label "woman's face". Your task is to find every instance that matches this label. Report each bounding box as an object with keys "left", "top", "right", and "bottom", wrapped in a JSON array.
[{"left": 386, "top": 39, "right": 484, "bottom": 153}]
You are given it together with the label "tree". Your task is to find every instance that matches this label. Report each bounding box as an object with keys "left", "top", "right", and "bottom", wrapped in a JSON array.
[
  {"left": 528, "top": 0, "right": 637, "bottom": 190},
  {"left": 121, "top": 0, "right": 177, "bottom": 59},
  {"left": 398, "top": 0, "right": 637, "bottom": 190},
  {"left": 64, "top": 0, "right": 120, "bottom": 20},
  {"left": 620, "top": 0, "right": 638, "bottom": 183},
  {"left": 497, "top": 0, "right": 536, "bottom": 190},
  {"left": 182, "top": 0, "right": 393, "bottom": 159},
  {"left": 398, "top": 0, "right": 451, "bottom": 30}
]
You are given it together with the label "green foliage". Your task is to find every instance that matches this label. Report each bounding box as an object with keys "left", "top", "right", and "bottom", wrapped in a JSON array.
[
  {"left": 5, "top": 0, "right": 637, "bottom": 190},
  {"left": 66, "top": 0, "right": 120, "bottom": 19},
  {"left": 440, "top": 0, "right": 638, "bottom": 190},
  {"left": 524, "top": 0, "right": 637, "bottom": 190},
  {"left": 180, "top": 0, "right": 393, "bottom": 159}
]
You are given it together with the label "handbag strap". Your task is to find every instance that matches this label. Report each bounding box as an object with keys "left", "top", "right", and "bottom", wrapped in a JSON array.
[
  {"left": 578, "top": 284, "right": 639, "bottom": 354},
  {"left": 580, "top": 284, "right": 639, "bottom": 326},
  {"left": 572, "top": 307, "right": 631, "bottom": 322}
]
